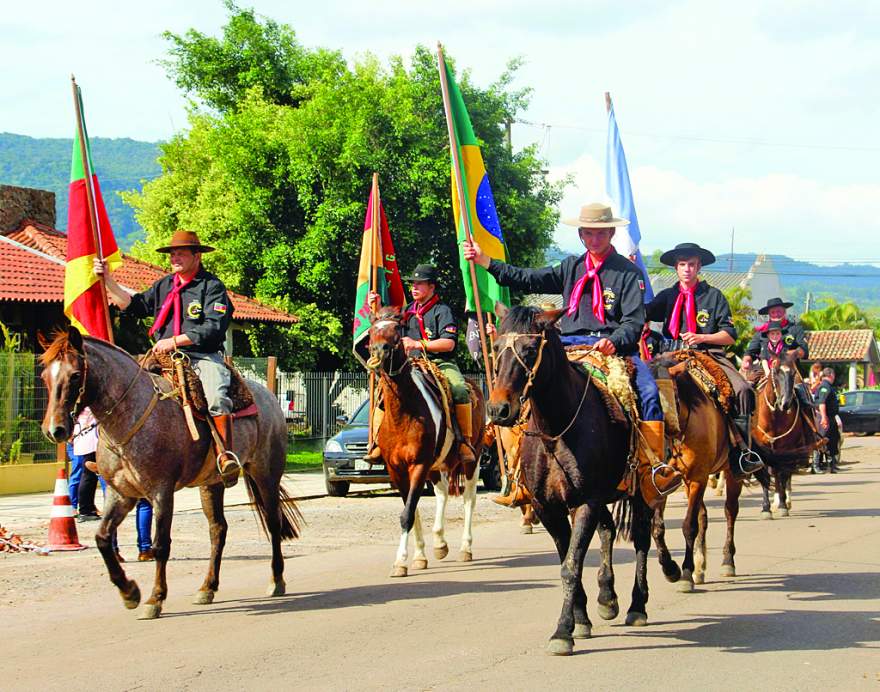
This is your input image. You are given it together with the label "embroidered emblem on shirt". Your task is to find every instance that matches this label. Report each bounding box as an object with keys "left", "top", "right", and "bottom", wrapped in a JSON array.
[
  {"left": 186, "top": 300, "right": 203, "bottom": 319},
  {"left": 603, "top": 287, "right": 616, "bottom": 310},
  {"left": 784, "top": 334, "right": 794, "bottom": 345},
  {"left": 213, "top": 303, "right": 228, "bottom": 314},
  {"left": 425, "top": 329, "right": 434, "bottom": 338},
  {"left": 696, "top": 309, "right": 710, "bottom": 327}
]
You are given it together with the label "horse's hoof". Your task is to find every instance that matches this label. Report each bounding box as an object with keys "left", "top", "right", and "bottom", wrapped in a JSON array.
[
  {"left": 572, "top": 623, "right": 591, "bottom": 639},
  {"left": 458, "top": 551, "right": 473, "bottom": 563},
  {"left": 719, "top": 564, "right": 736, "bottom": 578},
  {"left": 411, "top": 558, "right": 428, "bottom": 571},
  {"left": 520, "top": 524, "right": 533, "bottom": 535},
  {"left": 663, "top": 563, "right": 682, "bottom": 583},
  {"left": 625, "top": 611, "right": 648, "bottom": 627},
  {"left": 193, "top": 590, "right": 215, "bottom": 605},
  {"left": 390, "top": 565, "right": 408, "bottom": 578},
  {"left": 597, "top": 600, "right": 619, "bottom": 621},
  {"left": 693, "top": 572, "right": 705, "bottom": 585},
  {"left": 547, "top": 638, "right": 574, "bottom": 656},
  {"left": 137, "top": 602, "right": 162, "bottom": 620},
  {"left": 779, "top": 508, "right": 790, "bottom": 517},
  {"left": 677, "top": 574, "right": 695, "bottom": 593},
  {"left": 121, "top": 580, "right": 141, "bottom": 610},
  {"left": 760, "top": 511, "right": 773, "bottom": 520},
  {"left": 434, "top": 545, "right": 449, "bottom": 560},
  {"left": 266, "top": 580, "right": 286, "bottom": 597}
]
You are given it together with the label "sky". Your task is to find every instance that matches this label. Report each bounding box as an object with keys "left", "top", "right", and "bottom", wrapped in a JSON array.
[{"left": 2, "top": 0, "right": 879, "bottom": 265}]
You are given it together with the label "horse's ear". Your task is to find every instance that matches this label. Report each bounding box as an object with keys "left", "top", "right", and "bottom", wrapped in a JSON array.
[
  {"left": 37, "top": 331, "right": 52, "bottom": 351},
  {"left": 494, "top": 302, "right": 508, "bottom": 323},
  {"left": 537, "top": 308, "right": 564, "bottom": 330},
  {"left": 67, "top": 325, "right": 84, "bottom": 352}
]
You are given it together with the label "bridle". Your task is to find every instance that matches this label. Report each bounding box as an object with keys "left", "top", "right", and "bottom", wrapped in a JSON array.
[
  {"left": 756, "top": 363, "right": 800, "bottom": 447},
  {"left": 366, "top": 322, "right": 410, "bottom": 378}
]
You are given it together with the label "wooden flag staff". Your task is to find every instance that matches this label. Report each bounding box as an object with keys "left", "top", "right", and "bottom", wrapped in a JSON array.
[{"left": 367, "top": 173, "right": 380, "bottom": 453}]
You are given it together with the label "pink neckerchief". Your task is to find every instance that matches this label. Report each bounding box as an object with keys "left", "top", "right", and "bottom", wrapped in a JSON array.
[
  {"left": 567, "top": 251, "right": 609, "bottom": 322},
  {"left": 149, "top": 272, "right": 195, "bottom": 337},
  {"left": 756, "top": 318, "right": 789, "bottom": 333},
  {"left": 767, "top": 339, "right": 784, "bottom": 356},
  {"left": 669, "top": 281, "right": 697, "bottom": 339}
]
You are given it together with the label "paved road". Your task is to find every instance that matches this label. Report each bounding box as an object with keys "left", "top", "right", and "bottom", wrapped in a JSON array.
[{"left": 3, "top": 439, "right": 878, "bottom": 691}]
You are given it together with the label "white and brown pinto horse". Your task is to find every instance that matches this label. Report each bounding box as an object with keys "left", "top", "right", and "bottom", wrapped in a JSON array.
[{"left": 368, "top": 307, "right": 485, "bottom": 577}]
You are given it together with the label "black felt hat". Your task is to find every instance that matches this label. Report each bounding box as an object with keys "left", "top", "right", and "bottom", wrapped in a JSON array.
[
  {"left": 403, "top": 263, "right": 440, "bottom": 283},
  {"left": 659, "top": 242, "right": 716, "bottom": 267},
  {"left": 758, "top": 297, "right": 794, "bottom": 315},
  {"left": 766, "top": 320, "right": 786, "bottom": 332}
]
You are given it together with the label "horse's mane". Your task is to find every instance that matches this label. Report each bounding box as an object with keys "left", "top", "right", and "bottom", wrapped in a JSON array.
[
  {"left": 375, "top": 306, "right": 402, "bottom": 322},
  {"left": 40, "top": 329, "right": 138, "bottom": 366},
  {"left": 499, "top": 305, "right": 540, "bottom": 333}
]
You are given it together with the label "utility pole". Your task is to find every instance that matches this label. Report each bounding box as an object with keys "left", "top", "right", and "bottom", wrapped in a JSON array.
[{"left": 805, "top": 291, "right": 812, "bottom": 314}]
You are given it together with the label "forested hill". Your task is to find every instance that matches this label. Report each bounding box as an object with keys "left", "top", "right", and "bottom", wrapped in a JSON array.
[{"left": 0, "top": 132, "right": 160, "bottom": 249}]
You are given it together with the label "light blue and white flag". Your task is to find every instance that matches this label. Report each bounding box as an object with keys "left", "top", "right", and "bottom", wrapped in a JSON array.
[{"left": 605, "top": 101, "right": 654, "bottom": 301}]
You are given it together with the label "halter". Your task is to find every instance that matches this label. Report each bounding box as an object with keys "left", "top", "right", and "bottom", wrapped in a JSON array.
[
  {"left": 756, "top": 366, "right": 801, "bottom": 448},
  {"left": 366, "top": 321, "right": 410, "bottom": 378}
]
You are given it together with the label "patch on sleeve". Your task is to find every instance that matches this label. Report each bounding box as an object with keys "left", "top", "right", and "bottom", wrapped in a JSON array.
[
  {"left": 638, "top": 279, "right": 645, "bottom": 291},
  {"left": 445, "top": 325, "right": 458, "bottom": 334},
  {"left": 213, "top": 302, "right": 228, "bottom": 314}
]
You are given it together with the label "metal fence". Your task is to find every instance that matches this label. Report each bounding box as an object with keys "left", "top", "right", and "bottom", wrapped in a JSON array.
[{"left": 0, "top": 352, "right": 56, "bottom": 463}]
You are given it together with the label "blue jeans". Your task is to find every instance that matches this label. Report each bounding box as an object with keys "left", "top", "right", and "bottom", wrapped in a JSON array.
[
  {"left": 560, "top": 336, "right": 663, "bottom": 422},
  {"left": 110, "top": 500, "right": 153, "bottom": 553},
  {"left": 67, "top": 443, "right": 82, "bottom": 508}
]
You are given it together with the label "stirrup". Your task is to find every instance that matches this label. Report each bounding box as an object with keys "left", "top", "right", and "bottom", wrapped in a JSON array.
[
  {"left": 217, "top": 449, "right": 243, "bottom": 475},
  {"left": 651, "top": 463, "right": 682, "bottom": 496},
  {"left": 736, "top": 449, "right": 763, "bottom": 475}
]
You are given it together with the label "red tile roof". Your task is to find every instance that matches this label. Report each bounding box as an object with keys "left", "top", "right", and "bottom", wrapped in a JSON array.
[
  {"left": 1, "top": 221, "right": 297, "bottom": 324},
  {"left": 805, "top": 330, "right": 878, "bottom": 363}
]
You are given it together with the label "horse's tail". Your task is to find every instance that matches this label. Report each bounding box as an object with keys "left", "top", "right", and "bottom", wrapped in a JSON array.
[
  {"left": 245, "top": 475, "right": 304, "bottom": 541},
  {"left": 613, "top": 495, "right": 634, "bottom": 543}
]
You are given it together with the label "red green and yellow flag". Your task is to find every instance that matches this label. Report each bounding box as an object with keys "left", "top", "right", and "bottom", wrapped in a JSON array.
[
  {"left": 64, "top": 85, "right": 122, "bottom": 340},
  {"left": 440, "top": 52, "right": 510, "bottom": 314},
  {"left": 352, "top": 176, "right": 405, "bottom": 365}
]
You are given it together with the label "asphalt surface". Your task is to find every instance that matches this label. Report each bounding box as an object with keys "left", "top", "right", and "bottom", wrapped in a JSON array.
[{"left": 2, "top": 438, "right": 878, "bottom": 691}]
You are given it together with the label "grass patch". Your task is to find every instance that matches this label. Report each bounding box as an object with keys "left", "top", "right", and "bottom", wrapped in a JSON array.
[{"left": 285, "top": 450, "right": 323, "bottom": 473}]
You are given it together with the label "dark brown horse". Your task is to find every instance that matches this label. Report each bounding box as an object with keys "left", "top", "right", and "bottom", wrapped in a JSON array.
[
  {"left": 649, "top": 352, "right": 745, "bottom": 591},
  {"left": 368, "top": 307, "right": 485, "bottom": 577},
  {"left": 750, "top": 350, "right": 820, "bottom": 519},
  {"left": 488, "top": 306, "right": 651, "bottom": 656},
  {"left": 40, "top": 327, "right": 301, "bottom": 619}
]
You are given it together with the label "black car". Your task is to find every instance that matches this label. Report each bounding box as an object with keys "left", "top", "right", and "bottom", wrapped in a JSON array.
[
  {"left": 322, "top": 399, "right": 502, "bottom": 497},
  {"left": 839, "top": 389, "right": 880, "bottom": 435}
]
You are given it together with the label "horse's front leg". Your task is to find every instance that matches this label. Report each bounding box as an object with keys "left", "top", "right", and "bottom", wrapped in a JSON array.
[
  {"left": 391, "top": 463, "right": 428, "bottom": 578},
  {"left": 755, "top": 466, "right": 773, "bottom": 519},
  {"left": 410, "top": 508, "right": 428, "bottom": 571},
  {"left": 95, "top": 487, "right": 138, "bottom": 610},
  {"left": 627, "top": 497, "right": 652, "bottom": 626},
  {"left": 693, "top": 500, "right": 709, "bottom": 585},
  {"left": 193, "top": 483, "right": 226, "bottom": 605},
  {"left": 720, "top": 470, "right": 743, "bottom": 577},
  {"left": 548, "top": 501, "right": 599, "bottom": 656},
  {"left": 458, "top": 470, "right": 478, "bottom": 562},
  {"left": 595, "top": 505, "right": 619, "bottom": 621},
  {"left": 139, "top": 486, "right": 174, "bottom": 619},
  {"left": 652, "top": 501, "right": 681, "bottom": 582},
  {"left": 775, "top": 469, "right": 790, "bottom": 516},
  {"left": 678, "top": 481, "right": 706, "bottom": 593},
  {"left": 432, "top": 471, "right": 450, "bottom": 560}
]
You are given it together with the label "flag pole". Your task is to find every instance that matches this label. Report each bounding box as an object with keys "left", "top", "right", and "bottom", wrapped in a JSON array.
[
  {"left": 367, "top": 173, "right": 380, "bottom": 453},
  {"left": 437, "top": 43, "right": 507, "bottom": 480},
  {"left": 71, "top": 75, "right": 114, "bottom": 344}
]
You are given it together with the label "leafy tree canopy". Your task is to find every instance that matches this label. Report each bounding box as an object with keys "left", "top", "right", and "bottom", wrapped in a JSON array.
[
  {"left": 126, "top": 3, "right": 563, "bottom": 370},
  {"left": 800, "top": 299, "right": 877, "bottom": 336},
  {"left": 722, "top": 285, "right": 756, "bottom": 357}
]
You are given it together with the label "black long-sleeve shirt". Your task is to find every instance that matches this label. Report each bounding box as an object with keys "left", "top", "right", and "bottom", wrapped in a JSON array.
[
  {"left": 402, "top": 299, "right": 458, "bottom": 362},
  {"left": 646, "top": 280, "right": 737, "bottom": 348},
  {"left": 487, "top": 250, "right": 646, "bottom": 355},
  {"left": 124, "top": 267, "right": 234, "bottom": 354},
  {"left": 746, "top": 320, "right": 808, "bottom": 359}
]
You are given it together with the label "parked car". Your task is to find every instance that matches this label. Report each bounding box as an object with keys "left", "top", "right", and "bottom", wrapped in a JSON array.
[
  {"left": 322, "top": 399, "right": 502, "bottom": 497},
  {"left": 838, "top": 389, "right": 880, "bottom": 435}
]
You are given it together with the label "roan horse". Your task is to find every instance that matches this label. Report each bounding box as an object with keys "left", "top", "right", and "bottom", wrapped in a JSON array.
[
  {"left": 489, "top": 306, "right": 651, "bottom": 656},
  {"left": 368, "top": 307, "right": 485, "bottom": 577},
  {"left": 40, "top": 327, "right": 301, "bottom": 619},
  {"left": 649, "top": 352, "right": 745, "bottom": 591},
  {"left": 750, "top": 350, "right": 819, "bottom": 519}
]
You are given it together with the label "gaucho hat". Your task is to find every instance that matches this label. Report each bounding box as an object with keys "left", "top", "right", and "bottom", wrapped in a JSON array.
[
  {"left": 156, "top": 230, "right": 215, "bottom": 254},
  {"left": 403, "top": 263, "right": 440, "bottom": 283},
  {"left": 758, "top": 297, "right": 794, "bottom": 315},
  {"left": 766, "top": 320, "right": 786, "bottom": 332},
  {"left": 660, "top": 242, "right": 716, "bottom": 267},
  {"left": 562, "top": 202, "right": 629, "bottom": 229}
]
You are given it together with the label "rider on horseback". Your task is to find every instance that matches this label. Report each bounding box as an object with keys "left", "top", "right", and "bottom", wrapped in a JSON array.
[
  {"left": 646, "top": 242, "right": 763, "bottom": 477},
  {"left": 465, "top": 202, "right": 684, "bottom": 508},
  {"left": 742, "top": 297, "right": 809, "bottom": 370},
  {"left": 366, "top": 263, "right": 476, "bottom": 465},
  {"left": 94, "top": 230, "right": 240, "bottom": 484}
]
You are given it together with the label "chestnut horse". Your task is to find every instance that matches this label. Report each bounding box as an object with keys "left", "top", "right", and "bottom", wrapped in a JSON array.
[
  {"left": 40, "top": 328, "right": 301, "bottom": 619},
  {"left": 368, "top": 307, "right": 485, "bottom": 577},
  {"left": 750, "top": 350, "right": 820, "bottom": 519},
  {"left": 489, "top": 306, "right": 651, "bottom": 657},
  {"left": 649, "top": 352, "right": 745, "bottom": 591}
]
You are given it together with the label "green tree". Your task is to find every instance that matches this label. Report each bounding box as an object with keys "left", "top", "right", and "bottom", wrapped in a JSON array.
[
  {"left": 800, "top": 299, "right": 873, "bottom": 333},
  {"left": 125, "top": 5, "right": 563, "bottom": 370},
  {"left": 722, "top": 286, "right": 756, "bottom": 357}
]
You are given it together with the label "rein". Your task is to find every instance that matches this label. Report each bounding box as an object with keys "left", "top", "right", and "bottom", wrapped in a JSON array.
[{"left": 755, "top": 373, "right": 801, "bottom": 448}]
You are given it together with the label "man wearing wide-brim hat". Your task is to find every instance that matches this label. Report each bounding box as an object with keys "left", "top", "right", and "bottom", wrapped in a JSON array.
[
  {"left": 465, "top": 202, "right": 684, "bottom": 508},
  {"left": 645, "top": 242, "right": 763, "bottom": 475},
  {"left": 743, "top": 297, "right": 808, "bottom": 368},
  {"left": 95, "top": 230, "right": 240, "bottom": 485}
]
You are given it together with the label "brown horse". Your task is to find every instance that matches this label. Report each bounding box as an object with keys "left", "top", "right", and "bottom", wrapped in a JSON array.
[
  {"left": 649, "top": 352, "right": 745, "bottom": 591},
  {"left": 368, "top": 307, "right": 485, "bottom": 577},
  {"left": 750, "top": 350, "right": 820, "bottom": 519},
  {"left": 488, "top": 306, "right": 651, "bottom": 656},
  {"left": 40, "top": 327, "right": 301, "bottom": 619}
]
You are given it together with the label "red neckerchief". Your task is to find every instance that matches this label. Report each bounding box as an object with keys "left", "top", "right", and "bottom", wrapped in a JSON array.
[
  {"left": 669, "top": 281, "right": 697, "bottom": 339},
  {"left": 756, "top": 318, "right": 790, "bottom": 333},
  {"left": 404, "top": 294, "right": 440, "bottom": 340},
  {"left": 567, "top": 250, "right": 610, "bottom": 322},
  {"left": 149, "top": 272, "right": 195, "bottom": 337}
]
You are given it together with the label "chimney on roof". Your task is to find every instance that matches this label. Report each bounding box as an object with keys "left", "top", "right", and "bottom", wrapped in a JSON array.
[{"left": 0, "top": 185, "right": 56, "bottom": 232}]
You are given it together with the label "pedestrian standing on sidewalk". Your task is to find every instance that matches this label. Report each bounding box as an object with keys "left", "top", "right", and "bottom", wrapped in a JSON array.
[
  {"left": 814, "top": 368, "right": 842, "bottom": 474},
  {"left": 73, "top": 408, "right": 101, "bottom": 522}
]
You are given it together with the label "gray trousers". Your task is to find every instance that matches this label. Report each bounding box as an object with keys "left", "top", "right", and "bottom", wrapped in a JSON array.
[{"left": 190, "top": 351, "right": 232, "bottom": 415}]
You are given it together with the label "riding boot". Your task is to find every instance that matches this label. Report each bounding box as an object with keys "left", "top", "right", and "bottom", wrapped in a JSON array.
[
  {"left": 365, "top": 408, "right": 384, "bottom": 461},
  {"left": 829, "top": 454, "right": 839, "bottom": 474},
  {"left": 454, "top": 403, "right": 476, "bottom": 465},
  {"left": 636, "top": 420, "right": 684, "bottom": 510},
  {"left": 730, "top": 414, "right": 764, "bottom": 477},
  {"left": 810, "top": 450, "right": 823, "bottom": 474},
  {"left": 212, "top": 414, "right": 240, "bottom": 488}
]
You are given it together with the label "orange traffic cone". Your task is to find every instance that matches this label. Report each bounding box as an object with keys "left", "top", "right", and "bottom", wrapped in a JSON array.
[{"left": 47, "top": 468, "right": 86, "bottom": 552}]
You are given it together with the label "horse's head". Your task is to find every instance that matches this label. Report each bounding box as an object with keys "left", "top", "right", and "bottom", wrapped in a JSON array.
[
  {"left": 766, "top": 350, "right": 798, "bottom": 411},
  {"left": 38, "top": 326, "right": 88, "bottom": 443},
  {"left": 368, "top": 306, "right": 406, "bottom": 374},
  {"left": 488, "top": 304, "right": 564, "bottom": 425}
]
